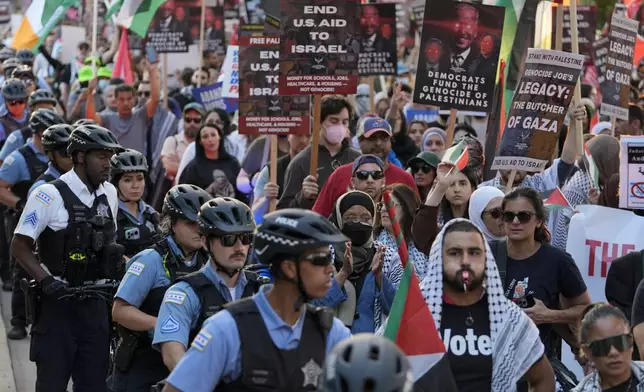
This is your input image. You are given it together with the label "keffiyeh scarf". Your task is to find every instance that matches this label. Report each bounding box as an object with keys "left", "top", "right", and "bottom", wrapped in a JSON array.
[
  {"left": 378, "top": 230, "right": 430, "bottom": 284},
  {"left": 552, "top": 170, "right": 592, "bottom": 250},
  {"left": 573, "top": 361, "right": 644, "bottom": 392},
  {"left": 420, "top": 219, "right": 545, "bottom": 392}
]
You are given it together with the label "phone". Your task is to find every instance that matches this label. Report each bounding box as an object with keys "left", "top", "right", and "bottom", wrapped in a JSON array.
[{"left": 145, "top": 45, "right": 159, "bottom": 64}]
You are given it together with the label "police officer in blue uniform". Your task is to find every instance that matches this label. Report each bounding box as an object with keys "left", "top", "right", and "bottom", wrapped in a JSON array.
[
  {"left": 111, "top": 184, "right": 211, "bottom": 392},
  {"left": 28, "top": 124, "right": 74, "bottom": 195},
  {"left": 153, "top": 198, "right": 264, "bottom": 371},
  {"left": 111, "top": 150, "right": 160, "bottom": 259},
  {"left": 163, "top": 209, "right": 353, "bottom": 392},
  {"left": 11, "top": 125, "right": 124, "bottom": 391},
  {"left": 0, "top": 79, "right": 29, "bottom": 144}
]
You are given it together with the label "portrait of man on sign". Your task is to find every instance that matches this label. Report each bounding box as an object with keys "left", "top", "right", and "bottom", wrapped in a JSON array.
[
  {"left": 360, "top": 5, "right": 395, "bottom": 54},
  {"left": 440, "top": 3, "right": 481, "bottom": 75}
]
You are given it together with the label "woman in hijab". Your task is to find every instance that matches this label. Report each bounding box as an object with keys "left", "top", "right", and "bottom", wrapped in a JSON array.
[
  {"left": 422, "top": 127, "right": 447, "bottom": 157},
  {"left": 468, "top": 186, "right": 506, "bottom": 243},
  {"left": 328, "top": 190, "right": 395, "bottom": 334}
]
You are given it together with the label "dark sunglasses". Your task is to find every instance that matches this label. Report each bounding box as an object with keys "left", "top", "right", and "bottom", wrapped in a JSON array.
[
  {"left": 502, "top": 210, "right": 535, "bottom": 224},
  {"left": 411, "top": 165, "right": 433, "bottom": 174},
  {"left": 184, "top": 117, "right": 202, "bottom": 124},
  {"left": 138, "top": 91, "right": 151, "bottom": 97},
  {"left": 8, "top": 100, "right": 25, "bottom": 106},
  {"left": 354, "top": 170, "right": 384, "bottom": 181},
  {"left": 56, "top": 149, "right": 70, "bottom": 158},
  {"left": 482, "top": 207, "right": 502, "bottom": 220},
  {"left": 220, "top": 233, "right": 253, "bottom": 247},
  {"left": 300, "top": 252, "right": 332, "bottom": 266},
  {"left": 584, "top": 334, "right": 633, "bottom": 357}
]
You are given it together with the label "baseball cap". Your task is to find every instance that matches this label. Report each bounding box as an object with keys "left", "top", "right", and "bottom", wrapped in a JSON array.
[
  {"left": 77, "top": 66, "right": 94, "bottom": 83},
  {"left": 352, "top": 154, "right": 385, "bottom": 175},
  {"left": 408, "top": 151, "right": 439, "bottom": 169},
  {"left": 183, "top": 102, "right": 206, "bottom": 116},
  {"left": 356, "top": 117, "right": 392, "bottom": 139}
]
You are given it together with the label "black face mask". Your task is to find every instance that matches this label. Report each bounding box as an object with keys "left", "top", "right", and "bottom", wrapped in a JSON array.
[{"left": 341, "top": 221, "right": 373, "bottom": 247}]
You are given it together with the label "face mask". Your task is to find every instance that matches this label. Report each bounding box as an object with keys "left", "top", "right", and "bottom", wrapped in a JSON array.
[
  {"left": 341, "top": 221, "right": 373, "bottom": 247},
  {"left": 7, "top": 103, "right": 25, "bottom": 118},
  {"left": 98, "top": 80, "right": 109, "bottom": 91},
  {"left": 324, "top": 124, "right": 346, "bottom": 145}
]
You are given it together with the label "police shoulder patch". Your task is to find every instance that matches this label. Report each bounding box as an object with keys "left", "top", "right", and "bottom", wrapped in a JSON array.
[
  {"left": 35, "top": 190, "right": 54, "bottom": 207},
  {"left": 127, "top": 261, "right": 145, "bottom": 276},
  {"left": 191, "top": 330, "right": 212, "bottom": 352},
  {"left": 161, "top": 315, "right": 180, "bottom": 334},
  {"left": 164, "top": 290, "right": 187, "bottom": 305},
  {"left": 23, "top": 211, "right": 38, "bottom": 228}
]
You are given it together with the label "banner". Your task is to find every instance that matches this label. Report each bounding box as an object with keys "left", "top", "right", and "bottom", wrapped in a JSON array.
[
  {"left": 193, "top": 82, "right": 238, "bottom": 113},
  {"left": 412, "top": 0, "right": 505, "bottom": 112},
  {"left": 492, "top": 49, "right": 584, "bottom": 172},
  {"left": 406, "top": 108, "right": 439, "bottom": 124},
  {"left": 619, "top": 136, "right": 644, "bottom": 209},
  {"left": 550, "top": 5, "right": 596, "bottom": 61},
  {"left": 146, "top": 0, "right": 192, "bottom": 53},
  {"left": 600, "top": 14, "right": 638, "bottom": 121},
  {"left": 358, "top": 4, "right": 397, "bottom": 75},
  {"left": 239, "top": 36, "right": 310, "bottom": 135},
  {"left": 221, "top": 45, "right": 239, "bottom": 99},
  {"left": 279, "top": 0, "right": 360, "bottom": 95},
  {"left": 592, "top": 35, "right": 609, "bottom": 86}
]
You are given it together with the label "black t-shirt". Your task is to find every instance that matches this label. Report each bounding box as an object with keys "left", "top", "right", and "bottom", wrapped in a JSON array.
[
  {"left": 440, "top": 297, "right": 493, "bottom": 392},
  {"left": 505, "top": 244, "right": 587, "bottom": 355},
  {"left": 604, "top": 375, "right": 638, "bottom": 392}
]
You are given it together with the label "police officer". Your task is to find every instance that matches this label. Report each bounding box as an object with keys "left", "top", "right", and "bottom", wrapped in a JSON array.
[
  {"left": 28, "top": 124, "right": 74, "bottom": 194},
  {"left": 153, "top": 198, "right": 263, "bottom": 371},
  {"left": 111, "top": 184, "right": 211, "bottom": 392},
  {"left": 12, "top": 65, "right": 38, "bottom": 96},
  {"left": 111, "top": 149, "right": 160, "bottom": 259},
  {"left": 0, "top": 79, "right": 29, "bottom": 142},
  {"left": 11, "top": 125, "right": 124, "bottom": 391},
  {"left": 0, "top": 106, "right": 64, "bottom": 163},
  {"left": 15, "top": 49, "right": 50, "bottom": 91},
  {"left": 74, "top": 118, "right": 98, "bottom": 127},
  {"left": 1, "top": 58, "right": 20, "bottom": 80},
  {"left": 163, "top": 209, "right": 352, "bottom": 392}
]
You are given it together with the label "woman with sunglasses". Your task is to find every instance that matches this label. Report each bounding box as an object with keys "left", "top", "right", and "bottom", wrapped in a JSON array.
[
  {"left": 408, "top": 151, "right": 439, "bottom": 201},
  {"left": 495, "top": 187, "right": 591, "bottom": 362},
  {"left": 468, "top": 186, "right": 506, "bottom": 243},
  {"left": 574, "top": 303, "right": 644, "bottom": 392},
  {"left": 438, "top": 167, "right": 478, "bottom": 227}
]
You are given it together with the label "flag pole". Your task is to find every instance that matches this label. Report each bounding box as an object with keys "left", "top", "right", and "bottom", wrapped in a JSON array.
[
  {"left": 199, "top": 0, "right": 207, "bottom": 82},
  {"left": 91, "top": 0, "right": 99, "bottom": 76},
  {"left": 569, "top": 0, "right": 583, "bottom": 153}
]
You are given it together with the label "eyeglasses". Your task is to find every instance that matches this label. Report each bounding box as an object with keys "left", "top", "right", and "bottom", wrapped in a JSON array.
[
  {"left": 220, "top": 233, "right": 253, "bottom": 247},
  {"left": 501, "top": 210, "right": 535, "bottom": 224},
  {"left": 7, "top": 100, "right": 25, "bottom": 106},
  {"left": 184, "top": 117, "right": 202, "bottom": 124},
  {"left": 300, "top": 252, "right": 333, "bottom": 266},
  {"left": 584, "top": 334, "right": 633, "bottom": 357},
  {"left": 138, "top": 91, "right": 151, "bottom": 98},
  {"left": 411, "top": 165, "right": 433, "bottom": 174},
  {"left": 354, "top": 170, "right": 384, "bottom": 181},
  {"left": 482, "top": 207, "right": 502, "bottom": 220}
]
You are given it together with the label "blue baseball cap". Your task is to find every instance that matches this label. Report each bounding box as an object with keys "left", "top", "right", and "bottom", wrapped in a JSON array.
[
  {"left": 352, "top": 154, "right": 385, "bottom": 175},
  {"left": 356, "top": 117, "right": 392, "bottom": 139}
]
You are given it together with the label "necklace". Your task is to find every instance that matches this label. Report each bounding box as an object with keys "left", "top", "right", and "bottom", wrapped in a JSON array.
[{"left": 465, "top": 312, "right": 474, "bottom": 327}]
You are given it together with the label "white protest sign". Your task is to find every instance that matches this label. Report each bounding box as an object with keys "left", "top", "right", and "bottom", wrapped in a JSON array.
[
  {"left": 221, "top": 45, "right": 239, "bottom": 99},
  {"left": 620, "top": 136, "right": 644, "bottom": 210}
]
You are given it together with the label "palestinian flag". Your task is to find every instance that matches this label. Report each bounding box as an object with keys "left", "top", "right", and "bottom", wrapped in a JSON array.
[
  {"left": 542, "top": 188, "right": 573, "bottom": 217},
  {"left": 115, "top": 0, "right": 168, "bottom": 38},
  {"left": 11, "top": 0, "right": 80, "bottom": 50},
  {"left": 112, "top": 28, "right": 134, "bottom": 84},
  {"left": 104, "top": 0, "right": 124, "bottom": 21},
  {"left": 584, "top": 144, "right": 600, "bottom": 190},
  {"left": 441, "top": 140, "right": 469, "bottom": 171}
]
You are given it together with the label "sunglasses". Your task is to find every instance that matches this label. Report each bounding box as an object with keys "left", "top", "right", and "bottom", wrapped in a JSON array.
[
  {"left": 502, "top": 210, "right": 535, "bottom": 224},
  {"left": 411, "top": 165, "right": 433, "bottom": 174},
  {"left": 138, "top": 91, "right": 151, "bottom": 97},
  {"left": 8, "top": 100, "right": 25, "bottom": 106},
  {"left": 57, "top": 149, "right": 70, "bottom": 158},
  {"left": 184, "top": 117, "right": 202, "bottom": 124},
  {"left": 584, "top": 334, "right": 633, "bottom": 357},
  {"left": 354, "top": 170, "right": 384, "bottom": 181},
  {"left": 482, "top": 207, "right": 502, "bottom": 220},
  {"left": 300, "top": 252, "right": 333, "bottom": 266},
  {"left": 220, "top": 233, "right": 253, "bottom": 247}
]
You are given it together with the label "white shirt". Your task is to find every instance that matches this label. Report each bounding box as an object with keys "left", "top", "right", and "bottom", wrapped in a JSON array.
[{"left": 15, "top": 169, "right": 119, "bottom": 240}]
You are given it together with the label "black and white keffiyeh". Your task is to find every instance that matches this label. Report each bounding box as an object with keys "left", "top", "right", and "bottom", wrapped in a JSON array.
[
  {"left": 420, "top": 219, "right": 545, "bottom": 391},
  {"left": 378, "top": 230, "right": 430, "bottom": 285},
  {"left": 573, "top": 361, "right": 644, "bottom": 392}
]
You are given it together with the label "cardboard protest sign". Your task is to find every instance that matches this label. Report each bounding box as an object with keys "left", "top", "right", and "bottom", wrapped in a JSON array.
[
  {"left": 619, "top": 136, "right": 644, "bottom": 209},
  {"left": 601, "top": 14, "right": 638, "bottom": 121},
  {"left": 193, "top": 82, "right": 238, "bottom": 113},
  {"left": 279, "top": 0, "right": 360, "bottom": 95},
  {"left": 550, "top": 5, "right": 596, "bottom": 61},
  {"left": 239, "top": 36, "right": 311, "bottom": 135},
  {"left": 221, "top": 45, "right": 239, "bottom": 99},
  {"left": 413, "top": 0, "right": 505, "bottom": 112},
  {"left": 492, "top": 49, "right": 584, "bottom": 172},
  {"left": 592, "top": 35, "right": 609, "bottom": 86},
  {"left": 358, "top": 4, "right": 397, "bottom": 75}
]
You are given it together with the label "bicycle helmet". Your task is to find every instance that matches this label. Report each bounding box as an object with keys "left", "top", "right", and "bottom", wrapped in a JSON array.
[
  {"left": 67, "top": 125, "right": 123, "bottom": 156},
  {"left": 0, "top": 47, "right": 14, "bottom": 62},
  {"left": 29, "top": 108, "right": 65, "bottom": 134},
  {"left": 42, "top": 124, "right": 73, "bottom": 152},
  {"left": 1, "top": 78, "right": 27, "bottom": 100},
  {"left": 72, "top": 118, "right": 97, "bottom": 128},
  {"left": 110, "top": 149, "right": 149, "bottom": 177},
  {"left": 253, "top": 209, "right": 347, "bottom": 265},
  {"left": 198, "top": 198, "right": 255, "bottom": 236},
  {"left": 2, "top": 58, "right": 20, "bottom": 76},
  {"left": 319, "top": 334, "right": 414, "bottom": 392},
  {"left": 163, "top": 185, "right": 211, "bottom": 222},
  {"left": 16, "top": 49, "right": 35, "bottom": 65},
  {"left": 28, "top": 89, "right": 57, "bottom": 107},
  {"left": 11, "top": 65, "right": 35, "bottom": 81}
]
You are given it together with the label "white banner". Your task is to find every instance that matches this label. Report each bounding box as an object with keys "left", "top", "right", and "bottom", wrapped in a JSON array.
[
  {"left": 563, "top": 205, "right": 644, "bottom": 378},
  {"left": 221, "top": 45, "right": 239, "bottom": 99}
]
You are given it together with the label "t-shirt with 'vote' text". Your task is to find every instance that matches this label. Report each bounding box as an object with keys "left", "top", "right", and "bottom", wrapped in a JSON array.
[{"left": 440, "top": 296, "right": 493, "bottom": 392}]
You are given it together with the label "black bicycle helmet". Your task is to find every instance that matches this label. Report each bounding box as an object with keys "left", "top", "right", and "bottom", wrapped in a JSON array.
[
  {"left": 16, "top": 49, "right": 35, "bottom": 65},
  {"left": 1, "top": 78, "right": 27, "bottom": 100},
  {"left": 319, "top": 334, "right": 414, "bottom": 392},
  {"left": 110, "top": 149, "right": 149, "bottom": 177},
  {"left": 0, "top": 48, "right": 13, "bottom": 62},
  {"left": 198, "top": 198, "right": 255, "bottom": 236},
  {"left": 253, "top": 209, "right": 347, "bottom": 264},
  {"left": 11, "top": 65, "right": 35, "bottom": 80},
  {"left": 28, "top": 89, "right": 57, "bottom": 107},
  {"left": 42, "top": 124, "right": 73, "bottom": 152},
  {"left": 2, "top": 58, "right": 20, "bottom": 76},
  {"left": 67, "top": 124, "right": 123, "bottom": 155},
  {"left": 72, "top": 118, "right": 97, "bottom": 128},
  {"left": 163, "top": 185, "right": 211, "bottom": 222},
  {"left": 29, "top": 108, "right": 65, "bottom": 134}
]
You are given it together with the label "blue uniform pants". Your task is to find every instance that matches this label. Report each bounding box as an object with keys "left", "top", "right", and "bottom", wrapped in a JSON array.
[{"left": 111, "top": 344, "right": 168, "bottom": 392}]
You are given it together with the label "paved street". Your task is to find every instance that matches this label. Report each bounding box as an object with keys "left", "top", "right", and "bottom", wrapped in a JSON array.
[{"left": 1, "top": 289, "right": 33, "bottom": 392}]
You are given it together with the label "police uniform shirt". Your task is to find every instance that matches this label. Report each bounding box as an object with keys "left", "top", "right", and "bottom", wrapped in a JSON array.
[
  {"left": 0, "top": 131, "right": 29, "bottom": 161},
  {"left": 0, "top": 140, "right": 48, "bottom": 185},
  {"left": 152, "top": 261, "right": 250, "bottom": 349},
  {"left": 165, "top": 285, "right": 352, "bottom": 392},
  {"left": 0, "top": 111, "right": 27, "bottom": 144},
  {"left": 28, "top": 163, "right": 61, "bottom": 196},
  {"left": 118, "top": 199, "right": 157, "bottom": 227}
]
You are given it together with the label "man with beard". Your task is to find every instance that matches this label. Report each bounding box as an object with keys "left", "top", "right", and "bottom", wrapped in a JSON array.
[
  {"left": 313, "top": 117, "right": 416, "bottom": 218},
  {"left": 359, "top": 5, "right": 394, "bottom": 54},
  {"left": 420, "top": 219, "right": 555, "bottom": 391},
  {"left": 162, "top": 103, "right": 205, "bottom": 182},
  {"left": 438, "top": 3, "right": 481, "bottom": 75}
]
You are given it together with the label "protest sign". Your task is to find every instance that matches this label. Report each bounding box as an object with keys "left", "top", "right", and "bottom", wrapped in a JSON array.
[
  {"left": 193, "top": 82, "right": 238, "bottom": 113},
  {"left": 406, "top": 108, "right": 439, "bottom": 124},
  {"left": 492, "top": 49, "right": 584, "bottom": 172},
  {"left": 592, "top": 35, "right": 609, "bottom": 86},
  {"left": 550, "top": 5, "right": 596, "bottom": 61},
  {"left": 221, "top": 45, "right": 239, "bottom": 99},
  {"left": 411, "top": 0, "right": 424, "bottom": 31},
  {"left": 146, "top": 0, "right": 192, "bottom": 53},
  {"left": 264, "top": 0, "right": 280, "bottom": 35},
  {"left": 240, "top": 0, "right": 265, "bottom": 37},
  {"left": 239, "top": 36, "right": 310, "bottom": 135},
  {"left": 619, "top": 136, "right": 644, "bottom": 210},
  {"left": 358, "top": 4, "right": 397, "bottom": 76},
  {"left": 412, "top": 0, "right": 505, "bottom": 112},
  {"left": 279, "top": 0, "right": 360, "bottom": 95},
  {"left": 600, "top": 14, "right": 638, "bottom": 121}
]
